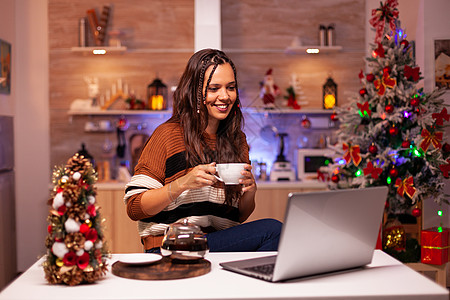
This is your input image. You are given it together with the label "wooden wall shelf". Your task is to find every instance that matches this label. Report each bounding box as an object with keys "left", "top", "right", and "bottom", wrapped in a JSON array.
[
  {"left": 67, "top": 109, "right": 172, "bottom": 116},
  {"left": 70, "top": 46, "right": 127, "bottom": 54},
  {"left": 285, "top": 45, "right": 343, "bottom": 54}
]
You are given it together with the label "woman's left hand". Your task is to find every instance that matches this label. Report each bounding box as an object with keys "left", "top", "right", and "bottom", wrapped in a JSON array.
[{"left": 239, "top": 164, "right": 257, "bottom": 193}]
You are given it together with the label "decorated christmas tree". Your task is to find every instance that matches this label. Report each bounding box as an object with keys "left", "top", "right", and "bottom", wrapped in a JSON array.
[
  {"left": 43, "top": 153, "right": 109, "bottom": 286},
  {"left": 322, "top": 0, "right": 449, "bottom": 259}
]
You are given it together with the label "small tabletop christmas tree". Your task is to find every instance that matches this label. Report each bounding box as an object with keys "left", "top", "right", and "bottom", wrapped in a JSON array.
[
  {"left": 43, "top": 153, "right": 109, "bottom": 286},
  {"left": 322, "top": 0, "right": 449, "bottom": 260}
]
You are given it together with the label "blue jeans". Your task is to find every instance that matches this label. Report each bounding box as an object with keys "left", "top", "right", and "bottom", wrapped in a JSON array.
[{"left": 145, "top": 218, "right": 282, "bottom": 253}]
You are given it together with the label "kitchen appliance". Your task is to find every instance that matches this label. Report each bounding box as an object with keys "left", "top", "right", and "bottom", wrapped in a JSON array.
[
  {"left": 0, "top": 116, "right": 17, "bottom": 289},
  {"left": 270, "top": 133, "right": 296, "bottom": 181},
  {"left": 296, "top": 148, "right": 335, "bottom": 181}
]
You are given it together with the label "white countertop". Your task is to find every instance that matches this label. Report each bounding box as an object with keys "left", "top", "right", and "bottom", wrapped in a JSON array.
[
  {"left": 1, "top": 251, "right": 448, "bottom": 300},
  {"left": 96, "top": 180, "right": 328, "bottom": 190}
]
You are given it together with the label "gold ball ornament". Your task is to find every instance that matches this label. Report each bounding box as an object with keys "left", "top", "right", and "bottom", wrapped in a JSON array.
[
  {"left": 383, "top": 219, "right": 406, "bottom": 251},
  {"left": 56, "top": 258, "right": 64, "bottom": 267}
]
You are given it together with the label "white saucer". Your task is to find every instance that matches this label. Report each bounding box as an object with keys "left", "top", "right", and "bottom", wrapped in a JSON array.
[{"left": 118, "top": 253, "right": 162, "bottom": 265}]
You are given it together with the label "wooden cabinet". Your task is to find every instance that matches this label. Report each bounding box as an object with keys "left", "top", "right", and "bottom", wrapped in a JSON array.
[
  {"left": 96, "top": 188, "right": 143, "bottom": 253},
  {"left": 246, "top": 183, "right": 327, "bottom": 223}
]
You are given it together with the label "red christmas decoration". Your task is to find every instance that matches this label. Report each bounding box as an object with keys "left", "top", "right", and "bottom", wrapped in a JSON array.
[
  {"left": 400, "top": 39, "right": 409, "bottom": 49},
  {"left": 358, "top": 70, "right": 364, "bottom": 82},
  {"left": 363, "top": 161, "right": 383, "bottom": 180},
  {"left": 369, "top": 0, "right": 399, "bottom": 43},
  {"left": 366, "top": 73, "right": 375, "bottom": 82},
  {"left": 410, "top": 97, "right": 420, "bottom": 107},
  {"left": 432, "top": 107, "right": 450, "bottom": 126},
  {"left": 440, "top": 159, "right": 450, "bottom": 178},
  {"left": 331, "top": 174, "right": 340, "bottom": 183},
  {"left": 368, "top": 144, "right": 378, "bottom": 155},
  {"left": 420, "top": 129, "right": 443, "bottom": 152},
  {"left": 330, "top": 112, "right": 338, "bottom": 121},
  {"left": 374, "top": 70, "right": 397, "bottom": 96},
  {"left": 385, "top": 104, "right": 394, "bottom": 114},
  {"left": 383, "top": 66, "right": 392, "bottom": 74},
  {"left": 359, "top": 88, "right": 368, "bottom": 97},
  {"left": 401, "top": 140, "right": 410, "bottom": 148},
  {"left": 443, "top": 143, "right": 450, "bottom": 154},
  {"left": 357, "top": 101, "right": 371, "bottom": 117},
  {"left": 373, "top": 42, "right": 385, "bottom": 58},
  {"left": 411, "top": 207, "right": 421, "bottom": 217},
  {"left": 395, "top": 176, "right": 416, "bottom": 199},
  {"left": 404, "top": 65, "right": 420, "bottom": 82},
  {"left": 389, "top": 126, "right": 399, "bottom": 136},
  {"left": 301, "top": 117, "right": 311, "bottom": 129},
  {"left": 389, "top": 167, "right": 399, "bottom": 178},
  {"left": 343, "top": 143, "right": 362, "bottom": 166}
]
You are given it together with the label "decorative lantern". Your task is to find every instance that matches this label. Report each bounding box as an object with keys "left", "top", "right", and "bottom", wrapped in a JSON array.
[
  {"left": 323, "top": 76, "right": 337, "bottom": 110},
  {"left": 147, "top": 77, "right": 167, "bottom": 110}
]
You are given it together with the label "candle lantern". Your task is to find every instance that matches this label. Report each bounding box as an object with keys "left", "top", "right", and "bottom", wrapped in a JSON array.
[
  {"left": 323, "top": 76, "right": 337, "bottom": 110},
  {"left": 147, "top": 77, "right": 167, "bottom": 110}
]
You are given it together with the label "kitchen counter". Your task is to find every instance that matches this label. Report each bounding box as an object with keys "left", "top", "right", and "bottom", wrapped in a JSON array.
[
  {"left": 0, "top": 251, "right": 448, "bottom": 300},
  {"left": 96, "top": 180, "right": 328, "bottom": 191}
]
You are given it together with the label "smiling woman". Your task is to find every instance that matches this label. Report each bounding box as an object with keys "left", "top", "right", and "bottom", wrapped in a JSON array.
[{"left": 123, "top": 49, "right": 282, "bottom": 254}]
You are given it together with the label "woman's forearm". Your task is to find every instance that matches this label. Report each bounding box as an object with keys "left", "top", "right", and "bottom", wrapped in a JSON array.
[
  {"left": 140, "top": 179, "right": 185, "bottom": 216},
  {"left": 238, "top": 189, "right": 256, "bottom": 222}
]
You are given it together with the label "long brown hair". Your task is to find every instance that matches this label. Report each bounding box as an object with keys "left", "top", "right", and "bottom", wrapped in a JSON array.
[{"left": 168, "top": 49, "right": 247, "bottom": 204}]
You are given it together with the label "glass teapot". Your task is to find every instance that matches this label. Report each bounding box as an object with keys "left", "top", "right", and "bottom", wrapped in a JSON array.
[{"left": 161, "top": 219, "right": 209, "bottom": 260}]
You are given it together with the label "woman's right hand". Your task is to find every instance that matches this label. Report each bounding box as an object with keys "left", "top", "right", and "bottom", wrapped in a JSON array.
[{"left": 178, "top": 162, "right": 218, "bottom": 190}]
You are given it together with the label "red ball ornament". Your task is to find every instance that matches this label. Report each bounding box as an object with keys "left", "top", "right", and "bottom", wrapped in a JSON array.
[
  {"left": 385, "top": 104, "right": 394, "bottom": 114},
  {"left": 411, "top": 207, "right": 421, "bottom": 217},
  {"left": 401, "top": 140, "right": 410, "bottom": 148},
  {"left": 368, "top": 144, "right": 378, "bottom": 155},
  {"left": 331, "top": 174, "right": 339, "bottom": 183},
  {"left": 301, "top": 117, "right": 311, "bottom": 129},
  {"left": 383, "top": 66, "right": 392, "bottom": 74},
  {"left": 389, "top": 126, "right": 399, "bottom": 136},
  {"left": 366, "top": 73, "right": 375, "bottom": 82},
  {"left": 389, "top": 168, "right": 399, "bottom": 178},
  {"left": 443, "top": 143, "right": 450, "bottom": 153},
  {"left": 400, "top": 40, "right": 409, "bottom": 49},
  {"left": 330, "top": 112, "right": 338, "bottom": 121},
  {"left": 410, "top": 98, "right": 420, "bottom": 107},
  {"left": 359, "top": 88, "right": 368, "bottom": 97}
]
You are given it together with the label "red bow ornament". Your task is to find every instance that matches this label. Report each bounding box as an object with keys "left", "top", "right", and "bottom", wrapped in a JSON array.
[
  {"left": 374, "top": 71, "right": 396, "bottom": 96},
  {"left": 369, "top": 0, "right": 399, "bottom": 43},
  {"left": 432, "top": 108, "right": 450, "bottom": 126},
  {"left": 404, "top": 65, "right": 420, "bottom": 82},
  {"left": 357, "top": 101, "right": 371, "bottom": 117},
  {"left": 358, "top": 70, "right": 364, "bottom": 83},
  {"left": 395, "top": 176, "right": 416, "bottom": 198},
  {"left": 363, "top": 161, "right": 383, "bottom": 180},
  {"left": 440, "top": 159, "right": 450, "bottom": 178},
  {"left": 373, "top": 43, "right": 385, "bottom": 58},
  {"left": 343, "top": 143, "right": 362, "bottom": 166},
  {"left": 420, "top": 129, "right": 443, "bottom": 152}
]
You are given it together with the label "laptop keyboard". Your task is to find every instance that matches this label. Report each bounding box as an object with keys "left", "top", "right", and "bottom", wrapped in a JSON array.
[{"left": 243, "top": 263, "right": 275, "bottom": 276}]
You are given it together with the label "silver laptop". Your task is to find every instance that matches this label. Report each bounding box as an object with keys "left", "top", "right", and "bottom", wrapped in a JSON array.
[{"left": 220, "top": 186, "right": 388, "bottom": 282}]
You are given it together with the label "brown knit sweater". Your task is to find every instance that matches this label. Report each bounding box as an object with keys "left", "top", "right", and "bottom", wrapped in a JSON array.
[{"left": 123, "top": 121, "right": 249, "bottom": 237}]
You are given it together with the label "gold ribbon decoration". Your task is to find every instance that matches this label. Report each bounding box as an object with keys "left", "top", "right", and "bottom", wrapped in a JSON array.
[
  {"left": 343, "top": 143, "right": 362, "bottom": 166},
  {"left": 420, "top": 128, "right": 443, "bottom": 152},
  {"left": 394, "top": 176, "right": 416, "bottom": 198}
]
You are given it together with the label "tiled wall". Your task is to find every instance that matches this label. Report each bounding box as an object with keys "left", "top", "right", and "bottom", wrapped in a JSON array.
[{"left": 49, "top": 0, "right": 365, "bottom": 177}]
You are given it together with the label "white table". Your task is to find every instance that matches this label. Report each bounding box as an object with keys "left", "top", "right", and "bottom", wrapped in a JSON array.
[{"left": 0, "top": 250, "right": 448, "bottom": 300}]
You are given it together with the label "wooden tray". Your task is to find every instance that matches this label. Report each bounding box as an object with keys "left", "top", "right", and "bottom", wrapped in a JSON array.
[{"left": 111, "top": 256, "right": 211, "bottom": 280}]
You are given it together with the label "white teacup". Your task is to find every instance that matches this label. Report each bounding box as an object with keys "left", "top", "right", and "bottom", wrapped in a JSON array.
[{"left": 215, "top": 163, "right": 246, "bottom": 185}]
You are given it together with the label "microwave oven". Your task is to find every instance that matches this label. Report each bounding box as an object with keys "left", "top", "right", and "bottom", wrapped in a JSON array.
[{"left": 296, "top": 148, "right": 335, "bottom": 181}]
